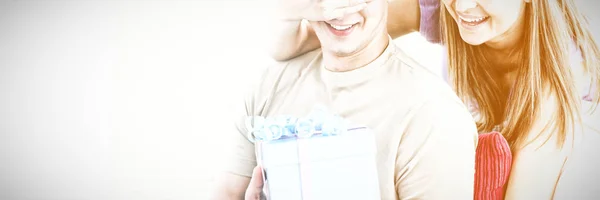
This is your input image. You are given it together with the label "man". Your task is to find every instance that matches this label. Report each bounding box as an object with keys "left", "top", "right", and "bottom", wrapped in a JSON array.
[
  {"left": 212, "top": 0, "right": 477, "bottom": 199},
  {"left": 267, "top": 0, "right": 441, "bottom": 62}
]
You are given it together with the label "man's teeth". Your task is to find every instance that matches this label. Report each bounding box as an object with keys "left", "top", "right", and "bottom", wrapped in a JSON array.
[
  {"left": 330, "top": 24, "right": 353, "bottom": 31},
  {"left": 460, "top": 16, "right": 487, "bottom": 23}
]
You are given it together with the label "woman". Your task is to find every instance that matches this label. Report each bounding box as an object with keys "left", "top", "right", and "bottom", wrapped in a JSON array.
[
  {"left": 268, "top": 0, "right": 600, "bottom": 199},
  {"left": 440, "top": 0, "right": 600, "bottom": 198}
]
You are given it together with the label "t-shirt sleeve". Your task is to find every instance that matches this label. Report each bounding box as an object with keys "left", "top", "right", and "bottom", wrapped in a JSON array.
[
  {"left": 419, "top": 0, "right": 442, "bottom": 44},
  {"left": 221, "top": 90, "right": 258, "bottom": 178},
  {"left": 221, "top": 66, "right": 278, "bottom": 178},
  {"left": 220, "top": 55, "right": 314, "bottom": 178},
  {"left": 395, "top": 96, "right": 478, "bottom": 199}
]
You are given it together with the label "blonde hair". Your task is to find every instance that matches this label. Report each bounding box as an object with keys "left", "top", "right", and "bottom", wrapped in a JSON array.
[{"left": 441, "top": 0, "right": 600, "bottom": 150}]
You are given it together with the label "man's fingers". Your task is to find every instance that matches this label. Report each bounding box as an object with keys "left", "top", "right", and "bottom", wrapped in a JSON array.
[{"left": 244, "top": 166, "right": 264, "bottom": 200}]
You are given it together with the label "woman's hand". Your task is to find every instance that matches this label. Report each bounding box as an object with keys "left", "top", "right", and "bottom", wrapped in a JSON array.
[{"left": 276, "top": 0, "right": 372, "bottom": 21}]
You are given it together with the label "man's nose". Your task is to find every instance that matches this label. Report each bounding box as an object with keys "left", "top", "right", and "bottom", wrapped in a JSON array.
[{"left": 454, "top": 0, "right": 478, "bottom": 12}]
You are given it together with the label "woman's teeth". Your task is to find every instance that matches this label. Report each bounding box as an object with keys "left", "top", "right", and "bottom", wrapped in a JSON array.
[
  {"left": 459, "top": 16, "right": 488, "bottom": 23},
  {"left": 330, "top": 24, "right": 353, "bottom": 31}
]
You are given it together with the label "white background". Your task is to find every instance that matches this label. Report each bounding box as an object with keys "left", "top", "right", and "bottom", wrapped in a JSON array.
[{"left": 0, "top": 0, "right": 596, "bottom": 199}]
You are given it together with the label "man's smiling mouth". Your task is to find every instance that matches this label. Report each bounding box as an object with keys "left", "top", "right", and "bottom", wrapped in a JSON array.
[{"left": 326, "top": 22, "right": 358, "bottom": 36}]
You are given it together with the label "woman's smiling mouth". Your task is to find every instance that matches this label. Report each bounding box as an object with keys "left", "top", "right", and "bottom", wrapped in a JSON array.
[{"left": 457, "top": 13, "right": 490, "bottom": 30}]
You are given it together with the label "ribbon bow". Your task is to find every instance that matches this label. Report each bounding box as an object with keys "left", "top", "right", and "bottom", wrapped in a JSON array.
[{"left": 245, "top": 105, "right": 350, "bottom": 142}]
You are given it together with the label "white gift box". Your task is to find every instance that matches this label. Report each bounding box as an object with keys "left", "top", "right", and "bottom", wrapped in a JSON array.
[{"left": 255, "top": 127, "right": 381, "bottom": 200}]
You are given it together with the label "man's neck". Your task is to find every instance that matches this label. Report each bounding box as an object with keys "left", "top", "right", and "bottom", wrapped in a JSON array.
[{"left": 322, "top": 33, "right": 390, "bottom": 72}]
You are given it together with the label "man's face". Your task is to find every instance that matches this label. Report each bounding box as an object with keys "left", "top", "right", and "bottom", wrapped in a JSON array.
[{"left": 309, "top": 0, "right": 388, "bottom": 57}]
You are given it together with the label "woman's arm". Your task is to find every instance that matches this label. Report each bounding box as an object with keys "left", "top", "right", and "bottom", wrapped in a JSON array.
[
  {"left": 269, "top": 0, "right": 425, "bottom": 61},
  {"left": 268, "top": 20, "right": 321, "bottom": 62},
  {"left": 387, "top": 0, "right": 421, "bottom": 39},
  {"left": 267, "top": 0, "right": 369, "bottom": 61}
]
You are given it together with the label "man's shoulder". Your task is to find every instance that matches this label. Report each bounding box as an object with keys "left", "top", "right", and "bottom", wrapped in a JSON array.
[
  {"left": 246, "top": 49, "right": 322, "bottom": 111},
  {"left": 260, "top": 49, "right": 322, "bottom": 84},
  {"left": 388, "top": 45, "right": 438, "bottom": 78},
  {"left": 269, "top": 49, "right": 322, "bottom": 70},
  {"left": 386, "top": 45, "right": 462, "bottom": 106}
]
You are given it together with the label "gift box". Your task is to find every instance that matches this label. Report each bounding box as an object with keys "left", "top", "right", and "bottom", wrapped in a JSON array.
[{"left": 246, "top": 106, "right": 381, "bottom": 200}]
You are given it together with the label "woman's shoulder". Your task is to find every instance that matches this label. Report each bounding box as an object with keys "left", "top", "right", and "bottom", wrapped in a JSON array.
[
  {"left": 567, "top": 41, "right": 596, "bottom": 102},
  {"left": 581, "top": 101, "right": 600, "bottom": 134}
]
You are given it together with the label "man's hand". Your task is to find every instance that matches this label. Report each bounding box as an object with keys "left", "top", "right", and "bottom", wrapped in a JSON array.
[
  {"left": 245, "top": 166, "right": 267, "bottom": 200},
  {"left": 276, "top": 0, "right": 373, "bottom": 21}
]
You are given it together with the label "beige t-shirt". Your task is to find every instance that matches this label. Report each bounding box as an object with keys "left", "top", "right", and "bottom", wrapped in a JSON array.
[{"left": 224, "top": 42, "right": 479, "bottom": 199}]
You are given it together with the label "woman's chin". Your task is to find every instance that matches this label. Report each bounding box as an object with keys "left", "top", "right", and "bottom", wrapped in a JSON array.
[
  {"left": 458, "top": 32, "right": 488, "bottom": 46},
  {"left": 462, "top": 37, "right": 486, "bottom": 46}
]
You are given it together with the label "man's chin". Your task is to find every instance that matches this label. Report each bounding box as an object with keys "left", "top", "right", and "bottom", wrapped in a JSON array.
[
  {"left": 331, "top": 51, "right": 354, "bottom": 57},
  {"left": 326, "top": 47, "right": 359, "bottom": 57}
]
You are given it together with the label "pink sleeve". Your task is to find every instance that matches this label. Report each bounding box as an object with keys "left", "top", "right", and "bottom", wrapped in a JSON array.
[
  {"left": 419, "top": 0, "right": 441, "bottom": 44},
  {"left": 475, "top": 132, "right": 512, "bottom": 200}
]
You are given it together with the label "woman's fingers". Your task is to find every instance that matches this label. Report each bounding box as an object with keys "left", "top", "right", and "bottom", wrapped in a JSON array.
[
  {"left": 343, "top": 3, "right": 368, "bottom": 15},
  {"left": 322, "top": 2, "right": 368, "bottom": 20},
  {"left": 321, "top": 0, "right": 370, "bottom": 8}
]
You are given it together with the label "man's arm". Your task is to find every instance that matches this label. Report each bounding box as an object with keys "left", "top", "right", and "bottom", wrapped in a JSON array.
[
  {"left": 395, "top": 96, "right": 478, "bottom": 199},
  {"left": 209, "top": 85, "right": 261, "bottom": 199},
  {"left": 210, "top": 173, "right": 251, "bottom": 200},
  {"left": 209, "top": 128, "right": 256, "bottom": 200},
  {"left": 209, "top": 112, "right": 259, "bottom": 199},
  {"left": 209, "top": 61, "right": 291, "bottom": 199}
]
